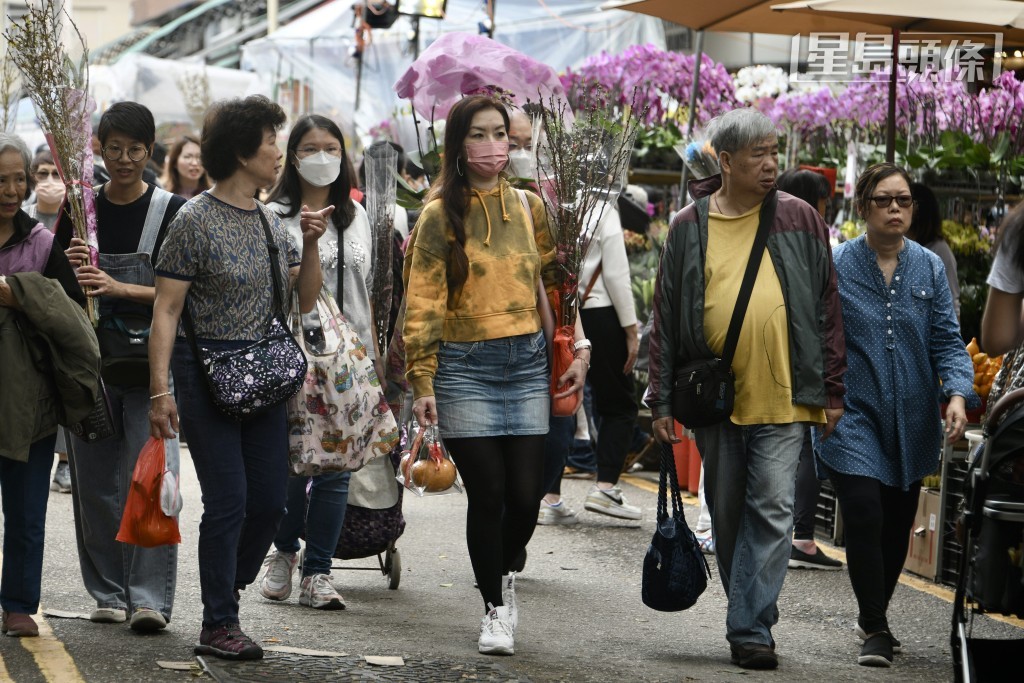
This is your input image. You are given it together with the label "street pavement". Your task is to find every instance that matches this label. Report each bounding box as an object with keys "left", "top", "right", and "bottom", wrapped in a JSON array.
[{"left": 2, "top": 446, "right": 1022, "bottom": 682}]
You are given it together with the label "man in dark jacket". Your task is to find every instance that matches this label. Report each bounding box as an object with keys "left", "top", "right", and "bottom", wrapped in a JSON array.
[{"left": 646, "top": 108, "right": 846, "bottom": 670}]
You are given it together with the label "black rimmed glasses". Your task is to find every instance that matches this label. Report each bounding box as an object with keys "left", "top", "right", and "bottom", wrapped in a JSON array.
[
  {"left": 102, "top": 144, "right": 149, "bottom": 162},
  {"left": 868, "top": 195, "right": 915, "bottom": 209}
]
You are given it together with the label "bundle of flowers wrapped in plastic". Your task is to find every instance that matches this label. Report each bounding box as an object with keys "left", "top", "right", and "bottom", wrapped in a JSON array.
[
  {"left": 532, "top": 93, "right": 647, "bottom": 415},
  {"left": 678, "top": 139, "right": 720, "bottom": 180},
  {"left": 4, "top": 0, "right": 98, "bottom": 322}
]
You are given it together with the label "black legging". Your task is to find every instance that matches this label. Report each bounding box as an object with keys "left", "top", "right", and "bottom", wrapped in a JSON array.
[
  {"left": 826, "top": 467, "right": 921, "bottom": 634},
  {"left": 579, "top": 306, "right": 638, "bottom": 484},
  {"left": 793, "top": 429, "right": 820, "bottom": 540},
  {"left": 445, "top": 435, "right": 546, "bottom": 611}
]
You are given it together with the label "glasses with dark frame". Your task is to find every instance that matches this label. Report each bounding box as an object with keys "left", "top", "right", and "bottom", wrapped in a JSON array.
[
  {"left": 868, "top": 195, "right": 915, "bottom": 209},
  {"left": 102, "top": 145, "right": 149, "bottom": 163},
  {"left": 34, "top": 170, "right": 61, "bottom": 182}
]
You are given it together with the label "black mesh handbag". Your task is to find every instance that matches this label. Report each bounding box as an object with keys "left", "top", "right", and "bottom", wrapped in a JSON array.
[{"left": 641, "top": 442, "right": 711, "bottom": 612}]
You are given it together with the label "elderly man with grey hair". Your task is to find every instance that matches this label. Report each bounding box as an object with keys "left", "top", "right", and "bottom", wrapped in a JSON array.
[{"left": 645, "top": 108, "right": 847, "bottom": 670}]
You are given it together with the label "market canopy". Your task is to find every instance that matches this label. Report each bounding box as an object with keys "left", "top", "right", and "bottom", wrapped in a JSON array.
[{"left": 240, "top": 0, "right": 664, "bottom": 147}]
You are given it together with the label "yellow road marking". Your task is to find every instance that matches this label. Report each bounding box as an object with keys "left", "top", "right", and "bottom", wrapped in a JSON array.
[
  {"left": 620, "top": 474, "right": 1024, "bottom": 631},
  {"left": 19, "top": 610, "right": 86, "bottom": 682},
  {"left": 0, "top": 549, "right": 85, "bottom": 682}
]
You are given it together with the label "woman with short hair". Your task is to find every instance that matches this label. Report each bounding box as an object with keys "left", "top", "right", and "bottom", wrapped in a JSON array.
[
  {"left": 0, "top": 132, "right": 86, "bottom": 638},
  {"left": 818, "top": 163, "right": 975, "bottom": 667},
  {"left": 148, "top": 95, "right": 326, "bottom": 660}
]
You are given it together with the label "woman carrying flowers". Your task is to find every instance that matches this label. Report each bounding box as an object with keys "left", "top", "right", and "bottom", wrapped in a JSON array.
[{"left": 403, "top": 95, "right": 586, "bottom": 656}]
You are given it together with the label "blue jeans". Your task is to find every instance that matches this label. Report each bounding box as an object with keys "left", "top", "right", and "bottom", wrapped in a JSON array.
[
  {"left": 274, "top": 471, "right": 351, "bottom": 577},
  {"left": 69, "top": 383, "right": 179, "bottom": 619},
  {"left": 0, "top": 434, "right": 56, "bottom": 614},
  {"left": 542, "top": 415, "right": 575, "bottom": 495},
  {"left": 694, "top": 421, "right": 804, "bottom": 646},
  {"left": 172, "top": 340, "right": 289, "bottom": 628}
]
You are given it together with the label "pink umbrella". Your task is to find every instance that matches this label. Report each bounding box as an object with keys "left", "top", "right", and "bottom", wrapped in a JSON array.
[{"left": 394, "top": 32, "right": 568, "bottom": 119}]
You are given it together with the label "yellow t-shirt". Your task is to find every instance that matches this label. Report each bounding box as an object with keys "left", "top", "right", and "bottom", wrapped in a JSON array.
[{"left": 704, "top": 204, "right": 825, "bottom": 426}]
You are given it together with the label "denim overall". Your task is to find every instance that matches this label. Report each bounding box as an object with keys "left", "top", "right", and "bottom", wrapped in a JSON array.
[{"left": 69, "top": 187, "right": 179, "bottom": 620}]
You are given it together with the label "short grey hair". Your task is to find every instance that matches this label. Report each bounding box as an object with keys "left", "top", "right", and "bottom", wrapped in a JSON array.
[
  {"left": 0, "top": 133, "right": 32, "bottom": 177},
  {"left": 707, "top": 108, "right": 777, "bottom": 157}
]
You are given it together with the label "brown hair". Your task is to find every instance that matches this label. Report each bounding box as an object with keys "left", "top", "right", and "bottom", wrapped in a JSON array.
[
  {"left": 854, "top": 163, "right": 913, "bottom": 218},
  {"left": 428, "top": 95, "right": 510, "bottom": 289},
  {"left": 161, "top": 134, "right": 210, "bottom": 196}
]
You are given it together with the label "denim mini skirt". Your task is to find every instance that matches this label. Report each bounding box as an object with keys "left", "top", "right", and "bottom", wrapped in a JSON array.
[{"left": 433, "top": 330, "right": 550, "bottom": 439}]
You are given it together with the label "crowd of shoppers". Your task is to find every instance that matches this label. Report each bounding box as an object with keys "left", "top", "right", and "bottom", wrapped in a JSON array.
[{"left": 0, "top": 85, "right": 1007, "bottom": 676}]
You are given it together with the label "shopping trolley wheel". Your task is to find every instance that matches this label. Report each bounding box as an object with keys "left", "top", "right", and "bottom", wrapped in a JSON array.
[{"left": 385, "top": 546, "right": 401, "bottom": 590}]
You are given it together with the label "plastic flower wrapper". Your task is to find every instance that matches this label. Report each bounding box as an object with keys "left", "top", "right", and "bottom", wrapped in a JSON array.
[
  {"left": 364, "top": 142, "right": 398, "bottom": 352},
  {"left": 4, "top": 0, "right": 99, "bottom": 323},
  {"left": 675, "top": 138, "right": 720, "bottom": 180},
  {"left": 393, "top": 32, "right": 569, "bottom": 121},
  {"left": 533, "top": 92, "right": 646, "bottom": 415},
  {"left": 396, "top": 424, "right": 463, "bottom": 497}
]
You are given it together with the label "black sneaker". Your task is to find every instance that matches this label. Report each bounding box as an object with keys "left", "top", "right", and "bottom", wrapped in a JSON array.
[
  {"left": 730, "top": 642, "right": 778, "bottom": 670},
  {"left": 858, "top": 632, "right": 894, "bottom": 667},
  {"left": 788, "top": 545, "right": 843, "bottom": 570},
  {"left": 856, "top": 623, "right": 902, "bottom": 653},
  {"left": 194, "top": 624, "right": 263, "bottom": 660}
]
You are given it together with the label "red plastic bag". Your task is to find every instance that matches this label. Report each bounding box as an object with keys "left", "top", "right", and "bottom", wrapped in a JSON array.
[
  {"left": 116, "top": 437, "right": 181, "bottom": 547},
  {"left": 550, "top": 325, "right": 582, "bottom": 416}
]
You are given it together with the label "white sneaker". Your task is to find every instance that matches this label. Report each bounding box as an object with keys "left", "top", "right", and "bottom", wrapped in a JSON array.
[
  {"left": 259, "top": 551, "right": 298, "bottom": 601},
  {"left": 537, "top": 500, "right": 579, "bottom": 526},
  {"left": 89, "top": 607, "right": 126, "bottom": 623},
  {"left": 299, "top": 573, "right": 346, "bottom": 610},
  {"left": 502, "top": 573, "right": 518, "bottom": 631},
  {"left": 478, "top": 605, "right": 514, "bottom": 655},
  {"left": 584, "top": 485, "right": 642, "bottom": 520}
]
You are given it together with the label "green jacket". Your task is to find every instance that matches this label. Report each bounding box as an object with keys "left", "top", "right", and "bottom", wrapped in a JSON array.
[
  {"left": 645, "top": 176, "right": 847, "bottom": 421},
  {"left": 0, "top": 273, "right": 100, "bottom": 462}
]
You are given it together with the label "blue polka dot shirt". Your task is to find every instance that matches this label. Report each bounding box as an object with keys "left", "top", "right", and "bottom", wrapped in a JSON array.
[{"left": 816, "top": 235, "right": 977, "bottom": 490}]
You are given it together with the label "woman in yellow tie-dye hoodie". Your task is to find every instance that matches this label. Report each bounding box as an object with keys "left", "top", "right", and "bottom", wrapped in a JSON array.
[{"left": 403, "top": 95, "right": 587, "bottom": 656}]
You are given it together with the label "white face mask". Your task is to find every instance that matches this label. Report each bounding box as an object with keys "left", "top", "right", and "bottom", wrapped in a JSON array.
[
  {"left": 34, "top": 179, "right": 66, "bottom": 205},
  {"left": 295, "top": 151, "right": 341, "bottom": 187},
  {"left": 508, "top": 150, "right": 535, "bottom": 180}
]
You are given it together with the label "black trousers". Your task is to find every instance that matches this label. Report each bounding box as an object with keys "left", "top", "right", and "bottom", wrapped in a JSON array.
[
  {"left": 579, "top": 306, "right": 638, "bottom": 484},
  {"left": 793, "top": 429, "right": 820, "bottom": 540},
  {"left": 825, "top": 466, "right": 921, "bottom": 634}
]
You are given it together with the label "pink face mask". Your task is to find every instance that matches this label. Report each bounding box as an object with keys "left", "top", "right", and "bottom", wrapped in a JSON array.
[{"left": 464, "top": 141, "right": 509, "bottom": 178}]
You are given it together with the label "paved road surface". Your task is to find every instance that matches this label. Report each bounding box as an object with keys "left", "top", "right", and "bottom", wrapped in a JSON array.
[{"left": 1, "top": 446, "right": 1021, "bottom": 682}]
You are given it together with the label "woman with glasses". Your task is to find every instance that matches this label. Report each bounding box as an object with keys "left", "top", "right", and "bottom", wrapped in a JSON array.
[
  {"left": 62, "top": 102, "right": 186, "bottom": 634},
  {"left": 256, "top": 114, "right": 376, "bottom": 611},
  {"left": 160, "top": 135, "right": 209, "bottom": 200},
  {"left": 816, "top": 163, "right": 976, "bottom": 667},
  {"left": 25, "top": 150, "right": 65, "bottom": 230}
]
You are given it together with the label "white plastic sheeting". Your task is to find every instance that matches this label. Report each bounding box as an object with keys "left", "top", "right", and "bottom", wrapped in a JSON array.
[
  {"left": 89, "top": 53, "right": 264, "bottom": 128},
  {"left": 240, "top": 0, "right": 665, "bottom": 148}
]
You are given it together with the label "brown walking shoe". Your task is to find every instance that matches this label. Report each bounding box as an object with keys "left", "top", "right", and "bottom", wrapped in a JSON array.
[{"left": 2, "top": 611, "right": 39, "bottom": 637}]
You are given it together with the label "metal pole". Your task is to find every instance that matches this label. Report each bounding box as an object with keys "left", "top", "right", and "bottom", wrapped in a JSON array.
[
  {"left": 267, "top": 0, "right": 279, "bottom": 35},
  {"left": 679, "top": 30, "right": 705, "bottom": 206},
  {"left": 412, "top": 16, "right": 420, "bottom": 60},
  {"left": 488, "top": 0, "right": 495, "bottom": 38},
  {"left": 886, "top": 29, "right": 900, "bottom": 163}
]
